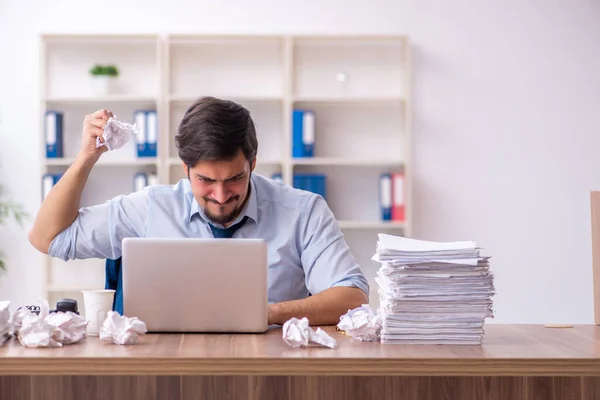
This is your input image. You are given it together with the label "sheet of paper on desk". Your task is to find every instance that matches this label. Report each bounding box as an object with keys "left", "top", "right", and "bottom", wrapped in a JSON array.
[{"left": 372, "top": 233, "right": 495, "bottom": 345}]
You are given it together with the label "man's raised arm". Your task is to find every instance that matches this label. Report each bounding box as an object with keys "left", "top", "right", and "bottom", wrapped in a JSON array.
[{"left": 28, "top": 109, "right": 112, "bottom": 253}]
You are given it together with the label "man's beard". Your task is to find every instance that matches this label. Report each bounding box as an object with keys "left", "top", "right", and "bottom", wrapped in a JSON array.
[{"left": 203, "top": 196, "right": 241, "bottom": 225}]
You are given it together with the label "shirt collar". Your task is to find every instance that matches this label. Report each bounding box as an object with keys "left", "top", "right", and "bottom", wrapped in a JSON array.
[{"left": 188, "top": 175, "right": 258, "bottom": 227}]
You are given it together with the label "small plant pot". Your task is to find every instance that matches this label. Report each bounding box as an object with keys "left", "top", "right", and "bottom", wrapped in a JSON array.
[{"left": 91, "top": 75, "right": 114, "bottom": 97}]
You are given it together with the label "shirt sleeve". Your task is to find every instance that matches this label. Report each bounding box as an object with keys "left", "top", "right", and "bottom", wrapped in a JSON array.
[
  {"left": 48, "top": 189, "right": 150, "bottom": 261},
  {"left": 299, "top": 195, "right": 370, "bottom": 297}
]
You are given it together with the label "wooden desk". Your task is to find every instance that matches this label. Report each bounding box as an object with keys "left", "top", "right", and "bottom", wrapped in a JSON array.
[{"left": 1, "top": 324, "right": 599, "bottom": 400}]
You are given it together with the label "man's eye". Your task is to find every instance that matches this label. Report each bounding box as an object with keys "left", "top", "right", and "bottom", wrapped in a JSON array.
[{"left": 199, "top": 177, "right": 213, "bottom": 184}]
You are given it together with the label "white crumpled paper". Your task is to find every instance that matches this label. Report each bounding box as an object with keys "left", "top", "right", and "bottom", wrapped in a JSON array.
[
  {"left": 337, "top": 304, "right": 382, "bottom": 342},
  {"left": 99, "top": 311, "right": 147, "bottom": 345},
  {"left": 96, "top": 116, "right": 138, "bottom": 151},
  {"left": 0, "top": 301, "right": 11, "bottom": 346},
  {"left": 282, "top": 317, "right": 337, "bottom": 349},
  {"left": 13, "top": 299, "right": 88, "bottom": 348}
]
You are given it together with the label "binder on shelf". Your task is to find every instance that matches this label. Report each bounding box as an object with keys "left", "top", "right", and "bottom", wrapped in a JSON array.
[
  {"left": 133, "top": 110, "right": 148, "bottom": 158},
  {"left": 45, "top": 111, "right": 63, "bottom": 158},
  {"left": 41, "top": 173, "right": 62, "bottom": 200},
  {"left": 293, "top": 173, "right": 326, "bottom": 200},
  {"left": 133, "top": 172, "right": 158, "bottom": 192},
  {"left": 292, "top": 109, "right": 315, "bottom": 158},
  {"left": 379, "top": 173, "right": 392, "bottom": 221},
  {"left": 391, "top": 172, "right": 405, "bottom": 221},
  {"left": 271, "top": 173, "right": 283, "bottom": 183},
  {"left": 145, "top": 110, "right": 157, "bottom": 157}
]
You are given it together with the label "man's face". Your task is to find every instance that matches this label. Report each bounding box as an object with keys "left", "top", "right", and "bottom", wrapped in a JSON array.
[{"left": 185, "top": 150, "right": 255, "bottom": 227}]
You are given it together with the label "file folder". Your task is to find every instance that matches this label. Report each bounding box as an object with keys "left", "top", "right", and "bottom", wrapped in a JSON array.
[
  {"left": 45, "top": 111, "right": 63, "bottom": 158},
  {"left": 41, "top": 173, "right": 62, "bottom": 200},
  {"left": 292, "top": 109, "right": 315, "bottom": 158},
  {"left": 391, "top": 172, "right": 405, "bottom": 221},
  {"left": 148, "top": 173, "right": 158, "bottom": 186},
  {"left": 145, "top": 110, "right": 157, "bottom": 157},
  {"left": 379, "top": 173, "right": 392, "bottom": 221},
  {"left": 133, "top": 110, "right": 147, "bottom": 158},
  {"left": 293, "top": 173, "right": 326, "bottom": 200},
  {"left": 133, "top": 173, "right": 148, "bottom": 192}
]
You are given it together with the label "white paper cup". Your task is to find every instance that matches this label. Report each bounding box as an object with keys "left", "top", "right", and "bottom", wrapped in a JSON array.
[{"left": 82, "top": 289, "right": 115, "bottom": 336}]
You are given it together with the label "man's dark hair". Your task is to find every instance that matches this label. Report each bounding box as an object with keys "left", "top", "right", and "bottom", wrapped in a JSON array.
[{"left": 175, "top": 96, "right": 258, "bottom": 167}]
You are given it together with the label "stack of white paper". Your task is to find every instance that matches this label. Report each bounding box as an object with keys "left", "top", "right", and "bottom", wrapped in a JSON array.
[{"left": 372, "top": 234, "right": 495, "bottom": 345}]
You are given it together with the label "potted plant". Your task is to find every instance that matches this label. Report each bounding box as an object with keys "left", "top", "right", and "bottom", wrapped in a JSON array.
[
  {"left": 89, "top": 64, "right": 119, "bottom": 96},
  {"left": 0, "top": 185, "right": 26, "bottom": 273}
]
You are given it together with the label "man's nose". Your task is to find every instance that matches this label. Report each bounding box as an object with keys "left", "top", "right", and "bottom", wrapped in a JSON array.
[{"left": 212, "top": 184, "right": 230, "bottom": 204}]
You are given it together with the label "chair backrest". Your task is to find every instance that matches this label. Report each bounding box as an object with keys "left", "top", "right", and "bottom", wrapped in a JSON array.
[{"left": 105, "top": 257, "right": 123, "bottom": 315}]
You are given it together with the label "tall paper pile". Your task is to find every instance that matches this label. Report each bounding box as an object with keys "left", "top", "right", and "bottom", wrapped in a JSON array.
[{"left": 372, "top": 234, "right": 495, "bottom": 345}]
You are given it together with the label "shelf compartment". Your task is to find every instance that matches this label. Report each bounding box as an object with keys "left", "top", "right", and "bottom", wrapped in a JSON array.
[
  {"left": 291, "top": 157, "right": 402, "bottom": 167},
  {"left": 46, "top": 164, "right": 157, "bottom": 208},
  {"left": 168, "top": 36, "right": 284, "bottom": 98},
  {"left": 292, "top": 37, "right": 405, "bottom": 99},
  {"left": 337, "top": 220, "right": 405, "bottom": 229},
  {"left": 293, "top": 164, "right": 404, "bottom": 222},
  {"left": 168, "top": 98, "right": 283, "bottom": 163},
  {"left": 291, "top": 100, "right": 405, "bottom": 161},
  {"left": 45, "top": 158, "right": 158, "bottom": 167},
  {"left": 43, "top": 100, "right": 157, "bottom": 161},
  {"left": 44, "top": 37, "right": 159, "bottom": 99}
]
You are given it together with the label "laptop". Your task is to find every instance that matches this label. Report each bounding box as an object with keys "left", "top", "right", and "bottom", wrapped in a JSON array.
[{"left": 121, "top": 237, "right": 268, "bottom": 333}]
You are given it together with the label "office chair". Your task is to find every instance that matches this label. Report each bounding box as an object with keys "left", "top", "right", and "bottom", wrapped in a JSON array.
[{"left": 104, "top": 257, "right": 123, "bottom": 315}]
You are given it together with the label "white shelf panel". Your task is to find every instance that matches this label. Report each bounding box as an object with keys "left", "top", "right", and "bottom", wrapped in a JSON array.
[
  {"left": 292, "top": 157, "right": 402, "bottom": 167},
  {"left": 169, "top": 95, "right": 282, "bottom": 104},
  {"left": 45, "top": 157, "right": 158, "bottom": 167},
  {"left": 337, "top": 220, "right": 405, "bottom": 229},
  {"left": 43, "top": 33, "right": 158, "bottom": 45},
  {"left": 168, "top": 34, "right": 283, "bottom": 45},
  {"left": 44, "top": 95, "right": 158, "bottom": 104},
  {"left": 293, "top": 96, "right": 404, "bottom": 105},
  {"left": 167, "top": 157, "right": 280, "bottom": 167}
]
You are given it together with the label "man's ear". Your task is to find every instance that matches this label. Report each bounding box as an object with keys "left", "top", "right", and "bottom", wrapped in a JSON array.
[
  {"left": 183, "top": 162, "right": 189, "bottom": 178},
  {"left": 251, "top": 158, "right": 256, "bottom": 172}
]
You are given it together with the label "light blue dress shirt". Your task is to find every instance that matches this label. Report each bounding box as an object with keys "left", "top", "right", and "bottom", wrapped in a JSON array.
[{"left": 49, "top": 174, "right": 369, "bottom": 303}]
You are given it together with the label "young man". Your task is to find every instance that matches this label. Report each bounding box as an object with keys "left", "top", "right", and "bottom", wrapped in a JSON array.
[{"left": 29, "top": 96, "right": 369, "bottom": 326}]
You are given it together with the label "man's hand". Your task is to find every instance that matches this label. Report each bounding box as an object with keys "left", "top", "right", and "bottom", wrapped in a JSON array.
[
  {"left": 267, "top": 287, "right": 368, "bottom": 326},
  {"left": 78, "top": 109, "right": 113, "bottom": 163}
]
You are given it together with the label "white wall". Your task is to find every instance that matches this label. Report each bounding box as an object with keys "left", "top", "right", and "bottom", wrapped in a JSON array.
[{"left": 1, "top": 0, "right": 599, "bottom": 324}]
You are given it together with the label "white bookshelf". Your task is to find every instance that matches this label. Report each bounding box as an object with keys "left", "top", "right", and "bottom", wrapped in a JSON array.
[{"left": 38, "top": 33, "right": 411, "bottom": 309}]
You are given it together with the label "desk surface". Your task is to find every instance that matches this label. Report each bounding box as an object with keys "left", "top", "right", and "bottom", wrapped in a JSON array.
[{"left": 1, "top": 324, "right": 600, "bottom": 376}]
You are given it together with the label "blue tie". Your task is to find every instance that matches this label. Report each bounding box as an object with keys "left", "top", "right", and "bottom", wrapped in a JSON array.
[{"left": 209, "top": 216, "right": 249, "bottom": 238}]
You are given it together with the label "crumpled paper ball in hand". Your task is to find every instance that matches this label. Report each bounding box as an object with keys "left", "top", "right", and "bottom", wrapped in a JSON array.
[
  {"left": 337, "top": 304, "right": 382, "bottom": 342},
  {"left": 96, "top": 116, "right": 139, "bottom": 151},
  {"left": 0, "top": 301, "right": 11, "bottom": 346},
  {"left": 13, "top": 299, "right": 87, "bottom": 348},
  {"left": 99, "top": 311, "right": 147, "bottom": 345},
  {"left": 282, "top": 317, "right": 337, "bottom": 349}
]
